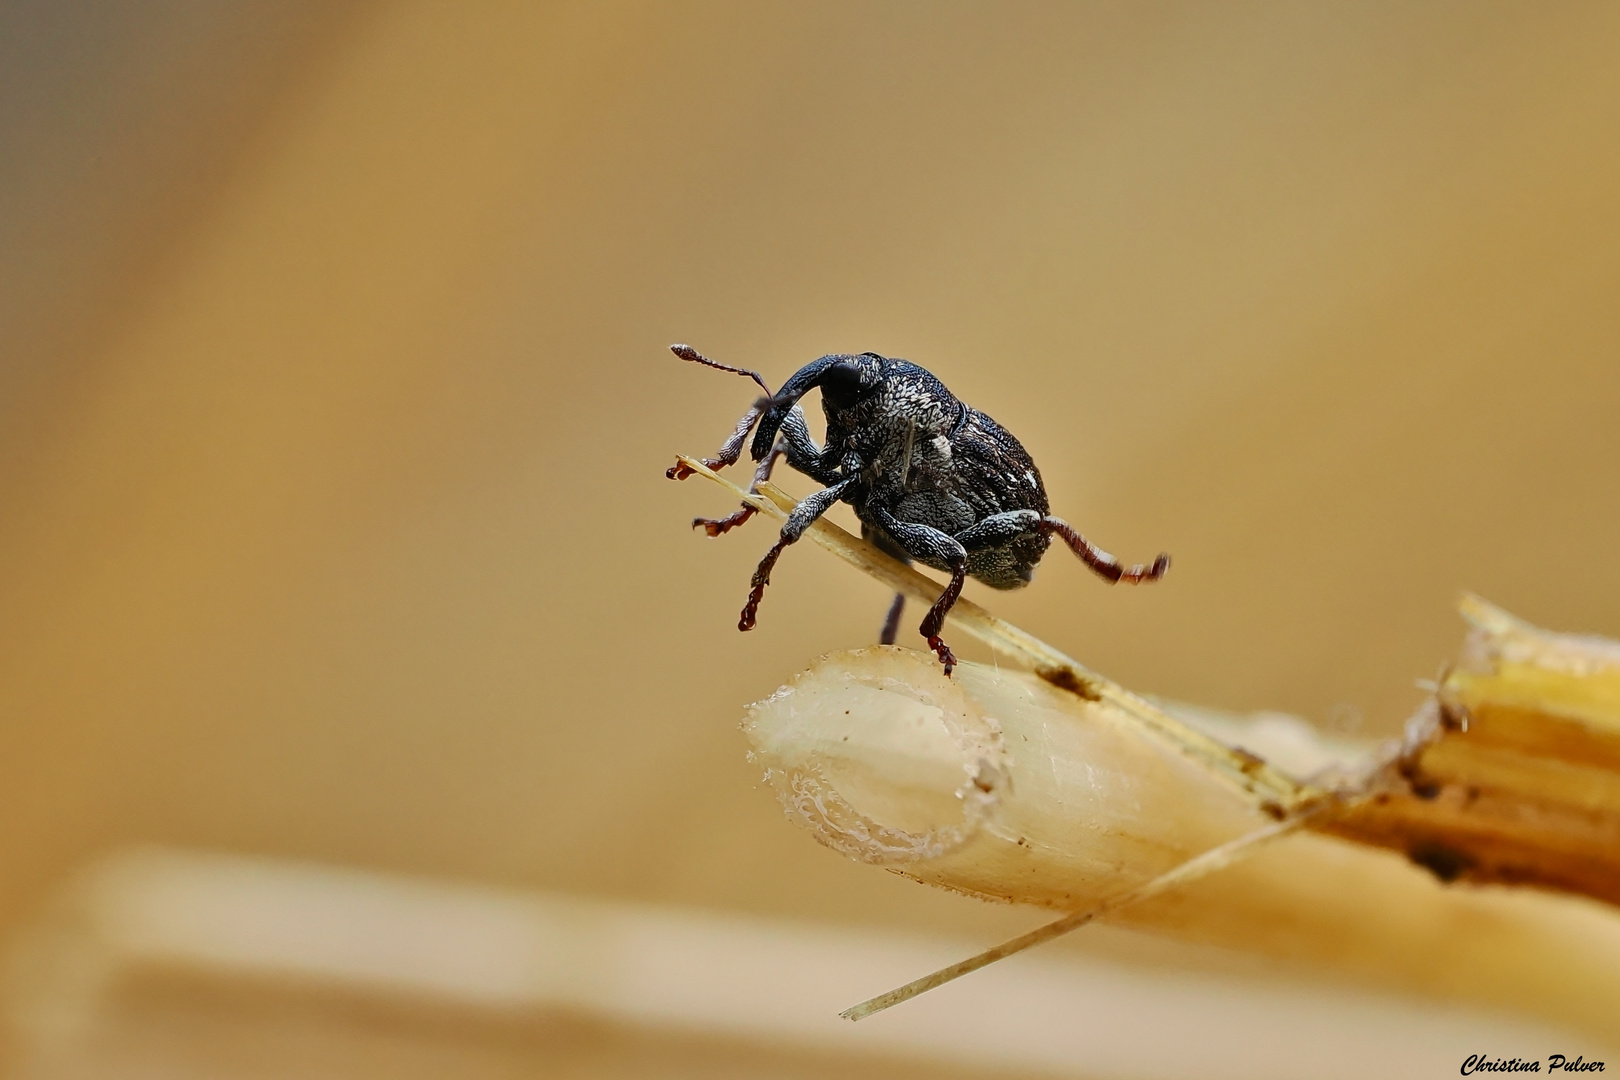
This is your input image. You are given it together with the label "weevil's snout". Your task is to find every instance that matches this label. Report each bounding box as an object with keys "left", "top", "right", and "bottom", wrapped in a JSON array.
[{"left": 751, "top": 353, "right": 883, "bottom": 460}]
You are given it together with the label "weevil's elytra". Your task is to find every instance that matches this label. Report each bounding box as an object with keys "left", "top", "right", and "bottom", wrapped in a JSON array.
[{"left": 667, "top": 344, "right": 1170, "bottom": 675}]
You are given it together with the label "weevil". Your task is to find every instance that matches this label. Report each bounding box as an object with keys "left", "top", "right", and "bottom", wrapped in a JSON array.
[{"left": 666, "top": 344, "right": 1169, "bottom": 674}]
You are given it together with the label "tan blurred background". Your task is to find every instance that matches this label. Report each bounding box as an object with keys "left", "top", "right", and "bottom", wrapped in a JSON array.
[{"left": 2, "top": 1, "right": 1618, "bottom": 1075}]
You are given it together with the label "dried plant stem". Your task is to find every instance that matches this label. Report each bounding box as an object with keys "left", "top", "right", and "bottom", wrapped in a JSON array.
[
  {"left": 675, "top": 455, "right": 1316, "bottom": 816},
  {"left": 839, "top": 813, "right": 1313, "bottom": 1021},
  {"left": 741, "top": 647, "right": 1620, "bottom": 1037},
  {"left": 1322, "top": 594, "right": 1620, "bottom": 903},
  {"left": 678, "top": 454, "right": 1620, "bottom": 1037}
]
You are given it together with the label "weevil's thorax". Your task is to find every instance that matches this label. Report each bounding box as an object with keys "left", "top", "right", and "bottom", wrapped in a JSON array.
[{"left": 821, "top": 358, "right": 962, "bottom": 499}]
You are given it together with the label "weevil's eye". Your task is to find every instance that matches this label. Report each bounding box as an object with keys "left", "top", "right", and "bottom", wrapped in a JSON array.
[{"left": 819, "top": 357, "right": 880, "bottom": 408}]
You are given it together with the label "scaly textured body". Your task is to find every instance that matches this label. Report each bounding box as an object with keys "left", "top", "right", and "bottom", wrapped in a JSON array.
[{"left": 668, "top": 345, "right": 1168, "bottom": 673}]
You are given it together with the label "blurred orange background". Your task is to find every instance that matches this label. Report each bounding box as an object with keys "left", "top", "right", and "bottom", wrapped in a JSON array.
[{"left": 1, "top": 2, "right": 1617, "bottom": 1075}]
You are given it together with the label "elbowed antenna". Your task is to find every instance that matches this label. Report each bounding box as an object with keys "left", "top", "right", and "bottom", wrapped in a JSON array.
[
  {"left": 665, "top": 344, "right": 778, "bottom": 482},
  {"left": 669, "top": 344, "right": 771, "bottom": 396}
]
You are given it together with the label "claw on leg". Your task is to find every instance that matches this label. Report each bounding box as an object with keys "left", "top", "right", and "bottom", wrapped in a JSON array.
[
  {"left": 692, "top": 448, "right": 783, "bottom": 537},
  {"left": 918, "top": 560, "right": 968, "bottom": 677},
  {"left": 694, "top": 505, "right": 756, "bottom": 537},
  {"left": 1133, "top": 552, "right": 1171, "bottom": 583}
]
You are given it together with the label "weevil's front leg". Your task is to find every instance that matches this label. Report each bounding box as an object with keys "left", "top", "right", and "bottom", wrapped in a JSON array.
[
  {"left": 739, "top": 476, "right": 856, "bottom": 630},
  {"left": 694, "top": 405, "right": 831, "bottom": 537},
  {"left": 872, "top": 510, "right": 969, "bottom": 675},
  {"left": 667, "top": 400, "right": 767, "bottom": 481},
  {"left": 774, "top": 404, "right": 839, "bottom": 485},
  {"left": 693, "top": 446, "right": 781, "bottom": 536},
  {"left": 666, "top": 344, "right": 773, "bottom": 481},
  {"left": 1039, "top": 516, "right": 1169, "bottom": 584}
]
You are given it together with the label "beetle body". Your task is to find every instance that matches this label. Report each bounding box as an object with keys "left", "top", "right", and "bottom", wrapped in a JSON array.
[
  {"left": 669, "top": 345, "right": 1168, "bottom": 673},
  {"left": 753, "top": 353, "right": 1051, "bottom": 588}
]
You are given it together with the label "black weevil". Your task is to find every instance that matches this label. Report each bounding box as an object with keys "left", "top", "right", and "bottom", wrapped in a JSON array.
[{"left": 667, "top": 344, "right": 1169, "bottom": 674}]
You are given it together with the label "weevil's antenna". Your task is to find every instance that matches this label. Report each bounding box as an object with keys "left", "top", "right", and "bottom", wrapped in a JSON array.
[
  {"left": 665, "top": 346, "right": 780, "bottom": 484},
  {"left": 670, "top": 344, "right": 772, "bottom": 396}
]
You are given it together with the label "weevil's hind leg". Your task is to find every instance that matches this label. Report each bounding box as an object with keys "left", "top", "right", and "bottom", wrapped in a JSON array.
[
  {"left": 738, "top": 476, "right": 856, "bottom": 630},
  {"left": 872, "top": 510, "right": 969, "bottom": 675},
  {"left": 1039, "top": 516, "right": 1170, "bottom": 584},
  {"left": 879, "top": 593, "right": 906, "bottom": 646}
]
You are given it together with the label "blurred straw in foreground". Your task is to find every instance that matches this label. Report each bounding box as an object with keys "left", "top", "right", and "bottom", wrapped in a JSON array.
[
  {"left": 676, "top": 456, "right": 1620, "bottom": 1038},
  {"left": 7, "top": 848, "right": 1596, "bottom": 1079}
]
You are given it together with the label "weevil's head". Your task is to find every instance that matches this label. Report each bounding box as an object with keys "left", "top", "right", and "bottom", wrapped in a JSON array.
[
  {"left": 750, "top": 353, "right": 886, "bottom": 460},
  {"left": 814, "top": 352, "right": 887, "bottom": 412}
]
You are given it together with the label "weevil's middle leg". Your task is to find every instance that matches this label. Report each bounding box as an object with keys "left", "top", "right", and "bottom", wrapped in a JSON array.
[
  {"left": 862, "top": 523, "right": 913, "bottom": 647},
  {"left": 872, "top": 510, "right": 969, "bottom": 675},
  {"left": 918, "top": 560, "right": 967, "bottom": 675},
  {"left": 879, "top": 593, "right": 906, "bottom": 645}
]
